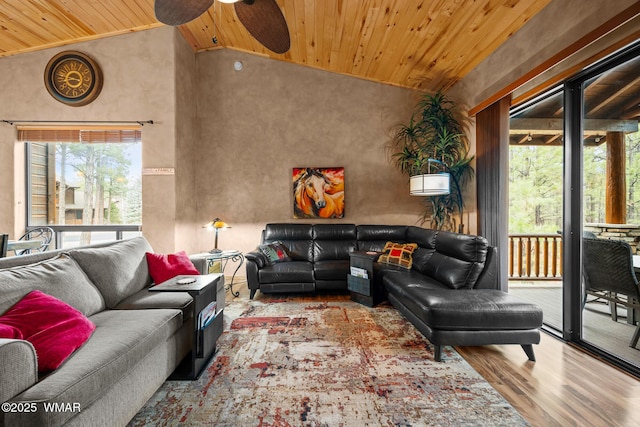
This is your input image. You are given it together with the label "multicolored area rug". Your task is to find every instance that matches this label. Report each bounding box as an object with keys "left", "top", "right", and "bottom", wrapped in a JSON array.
[{"left": 129, "top": 300, "right": 528, "bottom": 426}]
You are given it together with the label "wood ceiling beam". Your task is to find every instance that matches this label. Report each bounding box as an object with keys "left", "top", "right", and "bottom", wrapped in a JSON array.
[
  {"left": 545, "top": 134, "right": 562, "bottom": 145},
  {"left": 588, "top": 74, "right": 640, "bottom": 117},
  {"left": 510, "top": 118, "right": 638, "bottom": 133}
]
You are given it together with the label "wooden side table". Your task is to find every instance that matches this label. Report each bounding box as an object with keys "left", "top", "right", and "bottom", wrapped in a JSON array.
[
  {"left": 150, "top": 273, "right": 224, "bottom": 380},
  {"left": 347, "top": 251, "right": 383, "bottom": 307}
]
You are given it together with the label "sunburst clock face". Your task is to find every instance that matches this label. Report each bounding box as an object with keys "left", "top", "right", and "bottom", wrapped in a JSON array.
[{"left": 44, "top": 51, "right": 103, "bottom": 107}]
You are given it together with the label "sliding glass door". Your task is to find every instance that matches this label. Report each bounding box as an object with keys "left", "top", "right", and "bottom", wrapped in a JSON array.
[
  {"left": 577, "top": 51, "right": 640, "bottom": 368},
  {"left": 508, "top": 40, "right": 640, "bottom": 374},
  {"left": 508, "top": 89, "right": 564, "bottom": 332}
]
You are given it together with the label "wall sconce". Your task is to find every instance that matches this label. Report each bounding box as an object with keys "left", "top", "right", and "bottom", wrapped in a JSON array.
[{"left": 203, "top": 217, "right": 230, "bottom": 253}]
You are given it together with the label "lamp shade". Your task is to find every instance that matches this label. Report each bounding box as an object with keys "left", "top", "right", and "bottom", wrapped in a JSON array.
[
  {"left": 410, "top": 173, "right": 450, "bottom": 196},
  {"left": 203, "top": 218, "right": 230, "bottom": 230}
]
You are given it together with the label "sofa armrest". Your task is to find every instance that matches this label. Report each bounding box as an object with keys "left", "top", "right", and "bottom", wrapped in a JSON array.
[
  {"left": 474, "top": 246, "right": 500, "bottom": 290},
  {"left": 244, "top": 250, "right": 268, "bottom": 269},
  {"left": 189, "top": 253, "right": 210, "bottom": 275},
  {"left": 0, "top": 339, "right": 38, "bottom": 403},
  {"left": 245, "top": 250, "right": 268, "bottom": 291}
]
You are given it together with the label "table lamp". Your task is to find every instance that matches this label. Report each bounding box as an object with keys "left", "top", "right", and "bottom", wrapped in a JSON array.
[{"left": 203, "top": 218, "right": 230, "bottom": 253}]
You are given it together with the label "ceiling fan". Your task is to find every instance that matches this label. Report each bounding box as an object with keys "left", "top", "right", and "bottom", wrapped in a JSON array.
[{"left": 154, "top": 0, "right": 290, "bottom": 54}]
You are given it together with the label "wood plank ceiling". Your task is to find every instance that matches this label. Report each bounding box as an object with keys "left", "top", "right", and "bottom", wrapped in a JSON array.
[{"left": 0, "top": 0, "right": 552, "bottom": 91}]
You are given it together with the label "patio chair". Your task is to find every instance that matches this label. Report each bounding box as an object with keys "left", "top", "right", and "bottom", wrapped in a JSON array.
[
  {"left": 0, "top": 234, "right": 7, "bottom": 258},
  {"left": 14, "top": 227, "right": 54, "bottom": 255},
  {"left": 582, "top": 237, "right": 640, "bottom": 348}
]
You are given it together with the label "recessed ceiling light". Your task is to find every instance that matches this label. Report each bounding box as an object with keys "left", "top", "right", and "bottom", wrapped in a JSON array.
[{"left": 233, "top": 61, "right": 243, "bottom": 71}]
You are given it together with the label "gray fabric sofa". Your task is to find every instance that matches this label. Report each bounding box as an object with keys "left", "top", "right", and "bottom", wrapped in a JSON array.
[{"left": 0, "top": 237, "right": 193, "bottom": 427}]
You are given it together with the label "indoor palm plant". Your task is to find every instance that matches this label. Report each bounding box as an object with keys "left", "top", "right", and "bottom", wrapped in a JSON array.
[{"left": 389, "top": 91, "right": 474, "bottom": 232}]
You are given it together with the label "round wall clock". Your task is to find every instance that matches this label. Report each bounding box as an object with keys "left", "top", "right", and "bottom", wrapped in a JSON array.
[{"left": 44, "top": 51, "right": 103, "bottom": 107}]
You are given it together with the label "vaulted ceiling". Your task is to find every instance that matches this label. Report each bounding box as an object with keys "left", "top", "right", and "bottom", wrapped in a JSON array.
[{"left": 0, "top": 0, "right": 551, "bottom": 91}]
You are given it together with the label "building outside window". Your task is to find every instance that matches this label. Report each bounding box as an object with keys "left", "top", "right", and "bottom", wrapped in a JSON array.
[{"left": 21, "top": 127, "right": 142, "bottom": 248}]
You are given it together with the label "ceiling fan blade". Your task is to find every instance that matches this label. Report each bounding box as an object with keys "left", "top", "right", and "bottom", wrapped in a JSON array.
[
  {"left": 234, "top": 0, "right": 290, "bottom": 54},
  {"left": 155, "top": 0, "right": 214, "bottom": 26}
]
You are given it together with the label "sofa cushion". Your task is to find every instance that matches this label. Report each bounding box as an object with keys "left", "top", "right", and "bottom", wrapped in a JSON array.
[
  {"left": 406, "top": 226, "right": 438, "bottom": 249},
  {"left": 146, "top": 251, "right": 200, "bottom": 284},
  {"left": 313, "top": 224, "right": 357, "bottom": 261},
  {"left": 264, "top": 224, "right": 314, "bottom": 262},
  {"left": 411, "top": 247, "right": 436, "bottom": 274},
  {"left": 281, "top": 240, "right": 314, "bottom": 262},
  {"left": 264, "top": 223, "right": 313, "bottom": 241},
  {"left": 378, "top": 242, "right": 418, "bottom": 269},
  {"left": 313, "top": 224, "right": 357, "bottom": 240},
  {"left": 0, "top": 290, "right": 95, "bottom": 372},
  {"left": 314, "top": 260, "right": 350, "bottom": 280},
  {"left": 392, "top": 288, "right": 543, "bottom": 331},
  {"left": 70, "top": 237, "right": 153, "bottom": 308},
  {"left": 424, "top": 231, "right": 489, "bottom": 289},
  {"left": 258, "top": 261, "right": 314, "bottom": 284},
  {"left": 313, "top": 240, "right": 356, "bottom": 261},
  {"left": 382, "top": 270, "right": 449, "bottom": 294},
  {"left": 407, "top": 226, "right": 438, "bottom": 273},
  {"left": 0, "top": 254, "right": 105, "bottom": 317},
  {"left": 11, "top": 308, "right": 183, "bottom": 426},
  {"left": 114, "top": 288, "right": 193, "bottom": 319},
  {"left": 257, "top": 242, "right": 292, "bottom": 264},
  {"left": 356, "top": 225, "right": 407, "bottom": 252}
]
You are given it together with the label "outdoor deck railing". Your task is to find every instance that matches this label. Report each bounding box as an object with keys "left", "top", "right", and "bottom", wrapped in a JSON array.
[
  {"left": 26, "top": 224, "right": 142, "bottom": 250},
  {"left": 509, "top": 234, "right": 563, "bottom": 280}
]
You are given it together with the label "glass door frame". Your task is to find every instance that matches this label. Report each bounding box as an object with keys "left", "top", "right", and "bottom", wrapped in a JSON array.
[{"left": 563, "top": 40, "right": 640, "bottom": 377}]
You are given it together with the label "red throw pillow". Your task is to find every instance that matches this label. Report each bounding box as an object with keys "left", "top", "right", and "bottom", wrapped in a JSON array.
[
  {"left": 0, "top": 290, "right": 96, "bottom": 372},
  {"left": 0, "top": 323, "right": 23, "bottom": 339},
  {"left": 146, "top": 251, "right": 200, "bottom": 285}
]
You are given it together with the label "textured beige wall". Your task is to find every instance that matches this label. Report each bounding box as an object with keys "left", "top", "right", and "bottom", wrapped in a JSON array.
[
  {"left": 450, "top": 0, "right": 639, "bottom": 109},
  {"left": 193, "top": 50, "right": 424, "bottom": 254},
  {"left": 174, "top": 31, "right": 199, "bottom": 253},
  {"left": 0, "top": 27, "right": 180, "bottom": 253},
  {"left": 0, "top": 27, "right": 429, "bottom": 258}
]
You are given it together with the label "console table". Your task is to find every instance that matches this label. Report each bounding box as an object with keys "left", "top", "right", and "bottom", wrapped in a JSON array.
[
  {"left": 192, "top": 250, "right": 244, "bottom": 297},
  {"left": 150, "top": 273, "right": 224, "bottom": 380}
]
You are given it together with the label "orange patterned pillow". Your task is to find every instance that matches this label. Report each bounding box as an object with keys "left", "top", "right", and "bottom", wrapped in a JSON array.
[{"left": 378, "top": 242, "right": 418, "bottom": 269}]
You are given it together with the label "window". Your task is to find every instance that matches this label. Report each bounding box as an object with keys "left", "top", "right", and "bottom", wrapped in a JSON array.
[{"left": 21, "top": 127, "right": 142, "bottom": 247}]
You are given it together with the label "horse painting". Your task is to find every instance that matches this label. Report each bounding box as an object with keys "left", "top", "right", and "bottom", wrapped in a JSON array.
[{"left": 293, "top": 167, "right": 345, "bottom": 219}]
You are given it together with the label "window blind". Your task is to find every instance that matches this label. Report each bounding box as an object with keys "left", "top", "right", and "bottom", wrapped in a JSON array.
[{"left": 17, "top": 126, "right": 142, "bottom": 143}]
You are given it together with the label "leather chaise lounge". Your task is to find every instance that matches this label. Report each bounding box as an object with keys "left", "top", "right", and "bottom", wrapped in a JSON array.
[{"left": 245, "top": 223, "right": 543, "bottom": 361}]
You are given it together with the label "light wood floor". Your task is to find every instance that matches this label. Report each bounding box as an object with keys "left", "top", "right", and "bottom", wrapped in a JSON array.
[{"left": 224, "top": 280, "right": 640, "bottom": 427}]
